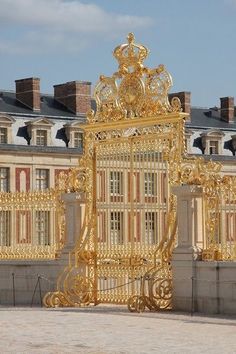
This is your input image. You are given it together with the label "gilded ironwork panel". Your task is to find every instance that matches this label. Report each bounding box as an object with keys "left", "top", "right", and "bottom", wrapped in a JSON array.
[
  {"left": 0, "top": 189, "right": 65, "bottom": 259},
  {"left": 43, "top": 33, "right": 187, "bottom": 310}
]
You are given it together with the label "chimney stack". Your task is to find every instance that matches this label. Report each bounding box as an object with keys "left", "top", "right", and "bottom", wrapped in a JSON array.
[
  {"left": 15, "top": 77, "right": 40, "bottom": 111},
  {"left": 220, "top": 96, "right": 234, "bottom": 123},
  {"left": 54, "top": 80, "right": 91, "bottom": 115},
  {"left": 169, "top": 91, "right": 191, "bottom": 116}
]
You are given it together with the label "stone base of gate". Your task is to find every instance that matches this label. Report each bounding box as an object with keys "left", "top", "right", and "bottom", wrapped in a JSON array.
[
  {"left": 172, "top": 255, "right": 236, "bottom": 315},
  {"left": 172, "top": 184, "right": 236, "bottom": 315},
  {"left": 0, "top": 259, "right": 67, "bottom": 306}
]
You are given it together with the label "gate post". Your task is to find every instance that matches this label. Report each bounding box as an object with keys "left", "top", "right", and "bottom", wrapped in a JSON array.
[
  {"left": 171, "top": 185, "right": 203, "bottom": 311},
  {"left": 61, "top": 192, "right": 85, "bottom": 255}
]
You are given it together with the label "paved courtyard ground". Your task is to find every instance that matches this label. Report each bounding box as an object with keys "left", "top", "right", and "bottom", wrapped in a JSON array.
[{"left": 0, "top": 305, "right": 235, "bottom": 354}]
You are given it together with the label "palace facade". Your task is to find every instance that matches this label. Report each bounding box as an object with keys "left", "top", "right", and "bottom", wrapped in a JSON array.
[
  {"left": 1, "top": 78, "right": 235, "bottom": 193},
  {"left": 0, "top": 78, "right": 236, "bottom": 250},
  {"left": 0, "top": 77, "right": 92, "bottom": 193}
]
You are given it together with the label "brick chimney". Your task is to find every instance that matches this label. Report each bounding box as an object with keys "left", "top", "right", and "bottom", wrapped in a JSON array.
[
  {"left": 15, "top": 77, "right": 40, "bottom": 111},
  {"left": 54, "top": 81, "right": 91, "bottom": 115},
  {"left": 220, "top": 97, "right": 234, "bottom": 123},
  {"left": 168, "top": 91, "right": 191, "bottom": 116}
]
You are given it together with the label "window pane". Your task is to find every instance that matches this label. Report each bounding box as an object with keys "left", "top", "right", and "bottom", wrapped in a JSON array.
[
  {"left": 144, "top": 172, "right": 156, "bottom": 196},
  {"left": 35, "top": 211, "right": 50, "bottom": 245},
  {"left": 209, "top": 140, "right": 219, "bottom": 155},
  {"left": 0, "top": 168, "right": 9, "bottom": 192},
  {"left": 145, "top": 212, "right": 157, "bottom": 244},
  {"left": 74, "top": 132, "right": 83, "bottom": 148},
  {"left": 110, "top": 211, "right": 123, "bottom": 244},
  {"left": 36, "top": 130, "right": 47, "bottom": 146},
  {"left": 0, "top": 211, "right": 11, "bottom": 246},
  {"left": 110, "top": 171, "right": 123, "bottom": 195},
  {"left": 36, "top": 169, "right": 49, "bottom": 190},
  {"left": 0, "top": 128, "right": 7, "bottom": 144}
]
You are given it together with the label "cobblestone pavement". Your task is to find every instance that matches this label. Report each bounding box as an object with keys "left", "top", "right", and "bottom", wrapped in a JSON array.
[{"left": 0, "top": 306, "right": 236, "bottom": 354}]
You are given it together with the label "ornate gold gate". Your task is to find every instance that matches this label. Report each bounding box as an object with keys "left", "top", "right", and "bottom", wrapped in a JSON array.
[{"left": 44, "top": 33, "right": 187, "bottom": 311}]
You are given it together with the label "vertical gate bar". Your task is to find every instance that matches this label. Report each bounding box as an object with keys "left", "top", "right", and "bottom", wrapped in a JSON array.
[
  {"left": 93, "top": 148, "right": 98, "bottom": 305},
  {"left": 147, "top": 145, "right": 150, "bottom": 247},
  {"left": 145, "top": 148, "right": 147, "bottom": 247},
  {"left": 109, "top": 144, "right": 112, "bottom": 249},
  {"left": 115, "top": 142, "right": 118, "bottom": 302},
  {"left": 135, "top": 142, "right": 137, "bottom": 293},
  {"left": 122, "top": 142, "right": 124, "bottom": 251},
  {"left": 157, "top": 148, "right": 160, "bottom": 245},
  {"left": 138, "top": 145, "right": 141, "bottom": 253},
  {"left": 161, "top": 147, "right": 164, "bottom": 240},
  {"left": 152, "top": 146, "right": 155, "bottom": 245},
  {"left": 130, "top": 138, "right": 135, "bottom": 296},
  {"left": 125, "top": 144, "right": 128, "bottom": 301},
  {"left": 230, "top": 190, "right": 233, "bottom": 254},
  {"left": 161, "top": 147, "right": 165, "bottom": 240},
  {"left": 105, "top": 147, "right": 107, "bottom": 263}
]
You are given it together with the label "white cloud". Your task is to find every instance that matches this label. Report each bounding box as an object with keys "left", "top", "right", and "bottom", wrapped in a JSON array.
[{"left": 0, "top": 0, "right": 153, "bottom": 54}]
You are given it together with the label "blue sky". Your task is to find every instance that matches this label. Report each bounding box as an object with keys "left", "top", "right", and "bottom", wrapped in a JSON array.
[{"left": 0, "top": 0, "right": 236, "bottom": 107}]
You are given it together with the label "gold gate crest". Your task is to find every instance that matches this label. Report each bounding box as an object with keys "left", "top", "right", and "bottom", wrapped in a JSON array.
[{"left": 44, "top": 33, "right": 188, "bottom": 311}]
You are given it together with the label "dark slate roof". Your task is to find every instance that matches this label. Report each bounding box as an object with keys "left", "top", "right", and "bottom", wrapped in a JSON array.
[
  {"left": 0, "top": 89, "right": 235, "bottom": 132},
  {"left": 187, "top": 107, "right": 236, "bottom": 131},
  {"left": 0, "top": 90, "right": 96, "bottom": 120},
  {"left": 0, "top": 143, "right": 82, "bottom": 155},
  {"left": 189, "top": 153, "right": 236, "bottom": 162}
]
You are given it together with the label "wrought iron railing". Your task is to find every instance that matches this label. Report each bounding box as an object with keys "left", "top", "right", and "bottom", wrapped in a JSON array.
[{"left": 0, "top": 189, "right": 65, "bottom": 259}]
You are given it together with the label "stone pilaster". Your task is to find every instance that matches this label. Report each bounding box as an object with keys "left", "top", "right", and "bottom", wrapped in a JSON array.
[
  {"left": 60, "top": 192, "right": 85, "bottom": 259},
  {"left": 171, "top": 185, "right": 203, "bottom": 311}
]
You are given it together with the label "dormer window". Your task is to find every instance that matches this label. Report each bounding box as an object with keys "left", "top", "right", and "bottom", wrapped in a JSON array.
[
  {"left": 36, "top": 129, "right": 47, "bottom": 146},
  {"left": 0, "top": 128, "right": 7, "bottom": 144},
  {"left": 26, "top": 117, "right": 54, "bottom": 146},
  {"left": 200, "top": 130, "right": 224, "bottom": 155},
  {"left": 64, "top": 121, "right": 84, "bottom": 149},
  {"left": 0, "top": 114, "right": 15, "bottom": 144}
]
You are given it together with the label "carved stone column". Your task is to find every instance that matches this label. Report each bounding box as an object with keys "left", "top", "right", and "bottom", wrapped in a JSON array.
[
  {"left": 173, "top": 184, "right": 204, "bottom": 253},
  {"left": 171, "top": 185, "right": 203, "bottom": 311}
]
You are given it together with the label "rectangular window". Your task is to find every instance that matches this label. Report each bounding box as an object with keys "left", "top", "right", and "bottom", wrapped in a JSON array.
[
  {"left": 35, "top": 211, "right": 50, "bottom": 245},
  {"left": 0, "top": 128, "right": 7, "bottom": 144},
  {"left": 144, "top": 172, "right": 157, "bottom": 196},
  {"left": 0, "top": 167, "right": 9, "bottom": 192},
  {"left": 36, "top": 169, "right": 49, "bottom": 190},
  {"left": 110, "top": 211, "right": 123, "bottom": 244},
  {"left": 110, "top": 171, "right": 123, "bottom": 195},
  {"left": 36, "top": 130, "right": 47, "bottom": 146},
  {"left": 145, "top": 212, "right": 157, "bottom": 244},
  {"left": 0, "top": 211, "right": 11, "bottom": 246},
  {"left": 209, "top": 141, "right": 219, "bottom": 155},
  {"left": 74, "top": 132, "right": 83, "bottom": 149}
]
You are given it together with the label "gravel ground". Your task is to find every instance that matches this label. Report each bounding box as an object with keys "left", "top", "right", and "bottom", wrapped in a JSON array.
[{"left": 0, "top": 305, "right": 235, "bottom": 354}]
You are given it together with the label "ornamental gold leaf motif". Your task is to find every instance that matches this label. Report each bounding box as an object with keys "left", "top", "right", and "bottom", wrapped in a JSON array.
[{"left": 89, "top": 33, "right": 181, "bottom": 123}]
